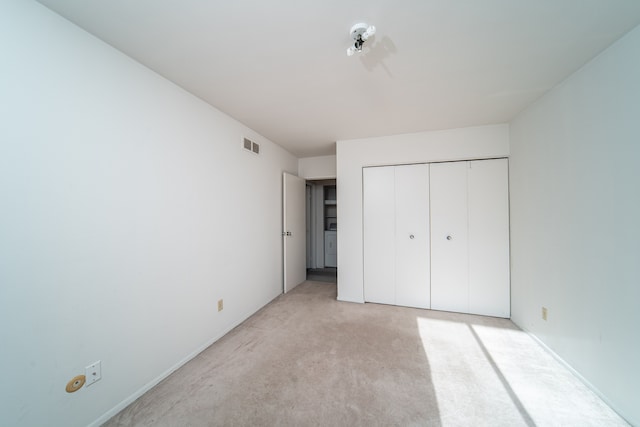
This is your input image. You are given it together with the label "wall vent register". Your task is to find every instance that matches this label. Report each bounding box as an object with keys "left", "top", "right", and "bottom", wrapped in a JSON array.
[{"left": 242, "top": 137, "right": 260, "bottom": 155}]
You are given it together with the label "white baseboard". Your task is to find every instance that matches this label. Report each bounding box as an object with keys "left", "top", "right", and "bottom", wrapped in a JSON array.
[
  {"left": 336, "top": 294, "right": 364, "bottom": 304},
  {"left": 514, "top": 322, "right": 631, "bottom": 426},
  {"left": 89, "top": 293, "right": 282, "bottom": 427}
]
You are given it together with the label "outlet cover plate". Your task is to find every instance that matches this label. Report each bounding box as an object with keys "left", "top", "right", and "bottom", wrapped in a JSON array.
[{"left": 85, "top": 361, "right": 102, "bottom": 386}]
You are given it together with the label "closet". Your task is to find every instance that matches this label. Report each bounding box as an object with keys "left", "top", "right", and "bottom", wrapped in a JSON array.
[
  {"left": 307, "top": 181, "right": 338, "bottom": 269},
  {"left": 363, "top": 158, "right": 510, "bottom": 318},
  {"left": 324, "top": 185, "right": 337, "bottom": 268}
]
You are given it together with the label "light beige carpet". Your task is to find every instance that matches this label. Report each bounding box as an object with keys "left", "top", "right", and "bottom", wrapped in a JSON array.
[{"left": 104, "top": 281, "right": 627, "bottom": 426}]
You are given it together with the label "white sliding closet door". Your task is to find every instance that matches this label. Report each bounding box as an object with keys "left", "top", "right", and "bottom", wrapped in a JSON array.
[
  {"left": 395, "top": 164, "right": 430, "bottom": 308},
  {"left": 363, "top": 164, "right": 430, "bottom": 309},
  {"left": 364, "top": 159, "right": 508, "bottom": 316},
  {"left": 468, "top": 159, "right": 510, "bottom": 317},
  {"left": 430, "top": 159, "right": 510, "bottom": 317},
  {"left": 363, "top": 166, "right": 395, "bottom": 305},
  {"left": 430, "top": 162, "right": 469, "bottom": 313}
]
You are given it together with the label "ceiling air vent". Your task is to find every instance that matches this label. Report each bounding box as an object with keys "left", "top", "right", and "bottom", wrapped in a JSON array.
[{"left": 242, "top": 137, "right": 260, "bottom": 155}]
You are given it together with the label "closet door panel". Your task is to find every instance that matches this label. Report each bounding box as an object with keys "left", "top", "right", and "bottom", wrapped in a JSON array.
[
  {"left": 363, "top": 167, "right": 395, "bottom": 305},
  {"left": 468, "top": 159, "right": 510, "bottom": 317},
  {"left": 395, "top": 164, "right": 430, "bottom": 309},
  {"left": 430, "top": 162, "right": 469, "bottom": 313}
]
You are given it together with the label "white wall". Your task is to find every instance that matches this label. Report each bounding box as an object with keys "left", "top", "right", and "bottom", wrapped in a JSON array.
[
  {"left": 509, "top": 25, "right": 640, "bottom": 425},
  {"left": 298, "top": 155, "right": 337, "bottom": 179},
  {"left": 0, "top": 2, "right": 297, "bottom": 426},
  {"left": 336, "top": 125, "right": 509, "bottom": 303}
]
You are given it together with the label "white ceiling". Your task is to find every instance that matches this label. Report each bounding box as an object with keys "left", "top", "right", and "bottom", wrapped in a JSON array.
[{"left": 37, "top": 0, "right": 640, "bottom": 157}]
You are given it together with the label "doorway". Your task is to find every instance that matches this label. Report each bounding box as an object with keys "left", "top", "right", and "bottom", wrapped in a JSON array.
[{"left": 305, "top": 179, "right": 337, "bottom": 283}]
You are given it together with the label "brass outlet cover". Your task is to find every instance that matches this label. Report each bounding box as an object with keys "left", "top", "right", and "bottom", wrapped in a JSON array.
[{"left": 66, "top": 375, "right": 86, "bottom": 393}]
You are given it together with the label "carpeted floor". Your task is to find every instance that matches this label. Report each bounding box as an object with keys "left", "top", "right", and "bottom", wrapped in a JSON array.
[{"left": 104, "top": 281, "right": 628, "bottom": 426}]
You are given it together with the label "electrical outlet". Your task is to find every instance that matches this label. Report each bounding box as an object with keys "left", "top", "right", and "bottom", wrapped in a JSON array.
[
  {"left": 542, "top": 307, "right": 548, "bottom": 321},
  {"left": 218, "top": 299, "right": 223, "bottom": 312},
  {"left": 85, "top": 361, "right": 101, "bottom": 386}
]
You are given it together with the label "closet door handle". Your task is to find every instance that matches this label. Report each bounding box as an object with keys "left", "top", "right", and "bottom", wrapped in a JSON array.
[
  {"left": 446, "top": 235, "right": 452, "bottom": 240},
  {"left": 409, "top": 234, "right": 415, "bottom": 239}
]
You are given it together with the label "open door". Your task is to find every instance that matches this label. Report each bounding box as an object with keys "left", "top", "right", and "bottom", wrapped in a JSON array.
[{"left": 283, "top": 172, "right": 306, "bottom": 293}]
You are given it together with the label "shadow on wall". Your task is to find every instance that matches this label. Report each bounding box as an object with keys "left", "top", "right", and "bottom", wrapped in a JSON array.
[{"left": 360, "top": 36, "right": 397, "bottom": 76}]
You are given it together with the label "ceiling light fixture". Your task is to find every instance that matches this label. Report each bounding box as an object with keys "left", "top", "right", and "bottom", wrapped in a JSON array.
[{"left": 346, "top": 23, "right": 376, "bottom": 56}]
